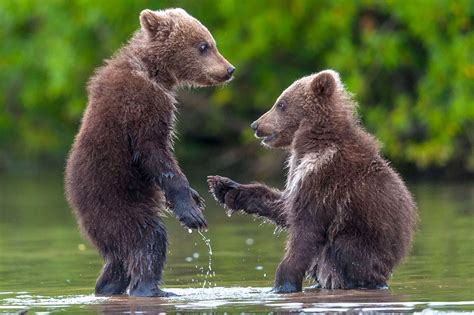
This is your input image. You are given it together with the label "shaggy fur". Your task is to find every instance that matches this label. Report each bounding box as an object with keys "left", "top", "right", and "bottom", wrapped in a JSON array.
[
  {"left": 208, "top": 70, "right": 416, "bottom": 293},
  {"left": 65, "top": 8, "right": 234, "bottom": 297}
]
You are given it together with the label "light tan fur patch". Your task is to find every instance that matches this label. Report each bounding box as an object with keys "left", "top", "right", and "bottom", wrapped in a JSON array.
[{"left": 285, "top": 147, "right": 337, "bottom": 196}]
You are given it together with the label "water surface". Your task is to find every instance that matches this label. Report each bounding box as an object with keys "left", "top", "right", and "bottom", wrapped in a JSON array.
[{"left": 0, "top": 172, "right": 473, "bottom": 313}]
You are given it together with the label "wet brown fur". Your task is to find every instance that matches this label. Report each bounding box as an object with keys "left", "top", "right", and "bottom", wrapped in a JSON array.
[
  {"left": 65, "top": 8, "right": 234, "bottom": 297},
  {"left": 208, "top": 70, "right": 416, "bottom": 292}
]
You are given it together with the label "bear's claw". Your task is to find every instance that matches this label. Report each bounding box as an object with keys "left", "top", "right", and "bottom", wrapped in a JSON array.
[
  {"left": 178, "top": 209, "right": 208, "bottom": 231},
  {"left": 207, "top": 175, "right": 240, "bottom": 205}
]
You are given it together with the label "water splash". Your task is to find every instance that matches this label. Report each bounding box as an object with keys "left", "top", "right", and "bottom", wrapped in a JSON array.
[{"left": 198, "top": 230, "right": 213, "bottom": 288}]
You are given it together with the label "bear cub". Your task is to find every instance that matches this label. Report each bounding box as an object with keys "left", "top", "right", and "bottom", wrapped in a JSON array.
[
  {"left": 208, "top": 70, "right": 416, "bottom": 292},
  {"left": 65, "top": 8, "right": 234, "bottom": 297}
]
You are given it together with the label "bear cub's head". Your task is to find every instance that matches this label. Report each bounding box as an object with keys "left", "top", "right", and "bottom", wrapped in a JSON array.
[
  {"left": 251, "top": 70, "right": 349, "bottom": 149},
  {"left": 140, "top": 8, "right": 235, "bottom": 86}
]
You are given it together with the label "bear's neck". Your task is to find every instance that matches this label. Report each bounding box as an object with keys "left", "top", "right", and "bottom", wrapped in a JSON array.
[
  {"left": 138, "top": 55, "right": 177, "bottom": 91},
  {"left": 110, "top": 36, "right": 178, "bottom": 91}
]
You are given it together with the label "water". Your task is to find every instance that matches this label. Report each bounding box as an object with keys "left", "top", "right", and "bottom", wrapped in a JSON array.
[
  {"left": 0, "top": 172, "right": 473, "bottom": 313},
  {"left": 197, "top": 231, "right": 214, "bottom": 289}
]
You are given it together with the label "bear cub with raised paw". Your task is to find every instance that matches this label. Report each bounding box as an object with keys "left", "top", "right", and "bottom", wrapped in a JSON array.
[
  {"left": 65, "top": 8, "right": 234, "bottom": 297},
  {"left": 208, "top": 70, "right": 416, "bottom": 293}
]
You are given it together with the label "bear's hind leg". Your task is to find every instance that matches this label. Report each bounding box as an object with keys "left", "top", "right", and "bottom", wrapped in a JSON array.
[
  {"left": 306, "top": 260, "right": 321, "bottom": 289},
  {"left": 95, "top": 258, "right": 130, "bottom": 296},
  {"left": 127, "top": 219, "right": 176, "bottom": 297},
  {"left": 317, "top": 236, "right": 390, "bottom": 289}
]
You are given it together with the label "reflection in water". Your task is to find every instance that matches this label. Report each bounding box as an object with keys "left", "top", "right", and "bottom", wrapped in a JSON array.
[
  {"left": 3, "top": 288, "right": 474, "bottom": 313},
  {"left": 0, "top": 173, "right": 473, "bottom": 313},
  {"left": 92, "top": 287, "right": 401, "bottom": 313}
]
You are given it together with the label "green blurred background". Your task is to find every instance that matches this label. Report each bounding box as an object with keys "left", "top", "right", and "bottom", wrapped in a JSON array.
[{"left": 1, "top": 0, "right": 473, "bottom": 179}]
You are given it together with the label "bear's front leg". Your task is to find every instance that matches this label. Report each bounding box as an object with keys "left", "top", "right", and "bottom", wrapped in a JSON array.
[
  {"left": 272, "top": 259, "right": 304, "bottom": 293},
  {"left": 272, "top": 224, "right": 317, "bottom": 293},
  {"left": 132, "top": 132, "right": 208, "bottom": 231},
  {"left": 207, "top": 175, "right": 287, "bottom": 227},
  {"left": 190, "top": 187, "right": 205, "bottom": 210},
  {"left": 163, "top": 175, "right": 207, "bottom": 230}
]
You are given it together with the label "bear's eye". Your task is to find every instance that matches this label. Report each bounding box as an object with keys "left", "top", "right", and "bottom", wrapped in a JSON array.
[
  {"left": 198, "top": 42, "right": 209, "bottom": 54},
  {"left": 277, "top": 101, "right": 286, "bottom": 112}
]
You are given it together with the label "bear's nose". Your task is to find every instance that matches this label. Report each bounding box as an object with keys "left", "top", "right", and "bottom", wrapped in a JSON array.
[
  {"left": 250, "top": 121, "right": 258, "bottom": 131},
  {"left": 227, "top": 66, "right": 236, "bottom": 77}
]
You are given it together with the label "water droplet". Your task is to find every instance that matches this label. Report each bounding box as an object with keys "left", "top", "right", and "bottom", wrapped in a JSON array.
[
  {"left": 193, "top": 252, "right": 200, "bottom": 259},
  {"left": 255, "top": 265, "right": 263, "bottom": 270},
  {"left": 245, "top": 238, "right": 255, "bottom": 245},
  {"left": 264, "top": 273, "right": 267, "bottom": 277},
  {"left": 185, "top": 257, "right": 193, "bottom": 262}
]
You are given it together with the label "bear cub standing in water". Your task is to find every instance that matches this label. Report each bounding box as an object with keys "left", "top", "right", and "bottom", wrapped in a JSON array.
[
  {"left": 208, "top": 70, "right": 416, "bottom": 292},
  {"left": 65, "top": 8, "right": 234, "bottom": 297}
]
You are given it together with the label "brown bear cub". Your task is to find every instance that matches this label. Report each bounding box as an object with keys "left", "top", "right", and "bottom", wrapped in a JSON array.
[
  {"left": 65, "top": 8, "right": 234, "bottom": 297},
  {"left": 208, "top": 70, "right": 416, "bottom": 293}
]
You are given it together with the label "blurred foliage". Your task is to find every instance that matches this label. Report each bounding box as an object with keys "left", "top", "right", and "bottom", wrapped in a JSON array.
[{"left": 0, "top": 0, "right": 473, "bottom": 176}]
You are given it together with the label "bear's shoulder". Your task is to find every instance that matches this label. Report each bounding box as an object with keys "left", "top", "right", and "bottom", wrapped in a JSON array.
[{"left": 88, "top": 62, "right": 173, "bottom": 105}]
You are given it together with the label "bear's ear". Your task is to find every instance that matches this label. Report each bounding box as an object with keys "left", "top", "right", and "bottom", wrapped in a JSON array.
[
  {"left": 310, "top": 70, "right": 340, "bottom": 98},
  {"left": 139, "top": 9, "right": 172, "bottom": 39}
]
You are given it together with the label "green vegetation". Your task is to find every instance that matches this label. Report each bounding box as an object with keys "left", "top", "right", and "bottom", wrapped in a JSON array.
[{"left": 1, "top": 0, "right": 473, "bottom": 176}]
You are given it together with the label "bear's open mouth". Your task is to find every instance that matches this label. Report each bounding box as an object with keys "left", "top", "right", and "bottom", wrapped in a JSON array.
[{"left": 255, "top": 133, "right": 277, "bottom": 145}]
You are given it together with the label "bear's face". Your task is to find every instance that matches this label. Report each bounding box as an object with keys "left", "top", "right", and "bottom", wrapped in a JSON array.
[
  {"left": 251, "top": 70, "right": 341, "bottom": 149},
  {"left": 140, "top": 9, "right": 235, "bottom": 87}
]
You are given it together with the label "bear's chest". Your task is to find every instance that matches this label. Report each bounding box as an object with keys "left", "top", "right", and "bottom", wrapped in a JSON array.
[
  {"left": 284, "top": 148, "right": 337, "bottom": 196},
  {"left": 283, "top": 148, "right": 342, "bottom": 226}
]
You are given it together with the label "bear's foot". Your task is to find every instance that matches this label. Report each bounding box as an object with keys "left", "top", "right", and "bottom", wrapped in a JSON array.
[
  {"left": 270, "top": 282, "right": 300, "bottom": 294},
  {"left": 95, "top": 282, "right": 129, "bottom": 296},
  {"left": 307, "top": 282, "right": 322, "bottom": 290},
  {"left": 343, "top": 280, "right": 388, "bottom": 290},
  {"left": 95, "top": 265, "right": 130, "bottom": 296},
  {"left": 133, "top": 288, "right": 177, "bottom": 297},
  {"left": 129, "top": 284, "right": 178, "bottom": 297}
]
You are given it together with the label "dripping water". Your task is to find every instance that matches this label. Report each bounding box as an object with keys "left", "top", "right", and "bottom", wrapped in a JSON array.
[{"left": 198, "top": 230, "right": 214, "bottom": 288}]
